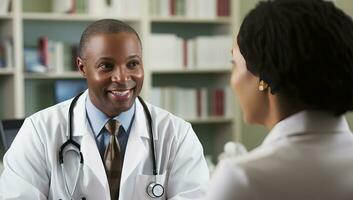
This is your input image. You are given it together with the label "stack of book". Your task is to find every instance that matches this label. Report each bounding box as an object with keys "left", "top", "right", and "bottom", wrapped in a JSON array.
[
  {"left": 24, "top": 36, "right": 78, "bottom": 73},
  {"left": 150, "top": 0, "right": 230, "bottom": 18},
  {"left": 150, "top": 87, "right": 233, "bottom": 119},
  {"left": 149, "top": 34, "right": 233, "bottom": 70},
  {"left": 52, "top": 0, "right": 141, "bottom": 17}
]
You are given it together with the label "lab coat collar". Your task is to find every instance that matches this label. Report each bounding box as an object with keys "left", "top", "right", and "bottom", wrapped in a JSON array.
[
  {"left": 69, "top": 90, "right": 147, "bottom": 139},
  {"left": 262, "top": 110, "right": 351, "bottom": 146},
  {"left": 134, "top": 98, "right": 152, "bottom": 139}
]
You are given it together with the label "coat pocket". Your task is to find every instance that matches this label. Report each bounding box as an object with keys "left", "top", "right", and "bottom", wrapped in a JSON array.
[{"left": 133, "top": 172, "right": 167, "bottom": 200}]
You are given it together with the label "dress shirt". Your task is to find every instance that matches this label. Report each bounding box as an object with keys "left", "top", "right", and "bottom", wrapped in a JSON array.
[{"left": 85, "top": 96, "right": 135, "bottom": 159}]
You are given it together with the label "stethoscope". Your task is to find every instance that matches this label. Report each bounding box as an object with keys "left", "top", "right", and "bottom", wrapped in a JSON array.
[{"left": 58, "top": 92, "right": 164, "bottom": 199}]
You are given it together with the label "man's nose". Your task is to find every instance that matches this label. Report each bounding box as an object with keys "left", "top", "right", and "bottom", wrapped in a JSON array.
[{"left": 112, "top": 67, "right": 128, "bottom": 82}]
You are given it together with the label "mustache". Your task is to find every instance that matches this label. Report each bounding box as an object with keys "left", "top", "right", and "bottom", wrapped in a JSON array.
[{"left": 108, "top": 79, "right": 136, "bottom": 90}]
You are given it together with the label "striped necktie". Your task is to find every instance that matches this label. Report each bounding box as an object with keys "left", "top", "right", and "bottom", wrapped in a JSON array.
[{"left": 104, "top": 119, "right": 122, "bottom": 200}]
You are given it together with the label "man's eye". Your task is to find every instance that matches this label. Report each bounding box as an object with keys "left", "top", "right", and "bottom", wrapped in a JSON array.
[
  {"left": 99, "top": 63, "right": 114, "bottom": 69},
  {"left": 127, "top": 60, "right": 140, "bottom": 69}
]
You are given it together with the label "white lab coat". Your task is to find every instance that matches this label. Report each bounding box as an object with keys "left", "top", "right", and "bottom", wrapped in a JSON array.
[
  {"left": 206, "top": 110, "right": 353, "bottom": 200},
  {"left": 0, "top": 91, "right": 209, "bottom": 200}
]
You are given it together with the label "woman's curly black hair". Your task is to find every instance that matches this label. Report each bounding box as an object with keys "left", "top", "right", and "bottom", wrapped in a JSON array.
[{"left": 237, "top": 0, "right": 353, "bottom": 115}]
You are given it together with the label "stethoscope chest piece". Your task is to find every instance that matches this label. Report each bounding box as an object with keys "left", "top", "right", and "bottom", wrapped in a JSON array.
[{"left": 147, "top": 182, "right": 164, "bottom": 198}]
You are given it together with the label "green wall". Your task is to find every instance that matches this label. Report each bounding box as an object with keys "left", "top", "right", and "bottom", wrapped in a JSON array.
[{"left": 336, "top": 0, "right": 353, "bottom": 17}]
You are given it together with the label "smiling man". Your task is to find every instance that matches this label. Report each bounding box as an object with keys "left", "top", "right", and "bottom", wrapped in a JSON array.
[{"left": 0, "top": 19, "right": 209, "bottom": 200}]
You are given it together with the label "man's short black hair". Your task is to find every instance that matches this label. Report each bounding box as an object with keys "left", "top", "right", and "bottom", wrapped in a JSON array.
[
  {"left": 79, "top": 19, "right": 141, "bottom": 58},
  {"left": 238, "top": 0, "right": 353, "bottom": 115}
]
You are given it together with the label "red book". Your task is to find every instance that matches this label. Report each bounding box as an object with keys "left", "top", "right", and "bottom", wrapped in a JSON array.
[
  {"left": 225, "top": 0, "right": 230, "bottom": 16},
  {"left": 216, "top": 89, "right": 221, "bottom": 116},
  {"left": 219, "top": 89, "right": 225, "bottom": 116},
  {"left": 197, "top": 89, "right": 202, "bottom": 117},
  {"left": 170, "top": 0, "right": 176, "bottom": 16},
  {"left": 217, "top": 0, "right": 222, "bottom": 16},
  {"left": 211, "top": 89, "right": 217, "bottom": 116},
  {"left": 183, "top": 39, "right": 187, "bottom": 68},
  {"left": 214, "top": 89, "right": 224, "bottom": 116},
  {"left": 70, "top": 0, "right": 76, "bottom": 14},
  {"left": 38, "top": 36, "right": 49, "bottom": 67}
]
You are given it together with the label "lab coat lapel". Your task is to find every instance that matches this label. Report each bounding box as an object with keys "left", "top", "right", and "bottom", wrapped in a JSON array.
[
  {"left": 121, "top": 100, "right": 149, "bottom": 185},
  {"left": 80, "top": 128, "right": 109, "bottom": 193},
  {"left": 70, "top": 91, "right": 109, "bottom": 193}
]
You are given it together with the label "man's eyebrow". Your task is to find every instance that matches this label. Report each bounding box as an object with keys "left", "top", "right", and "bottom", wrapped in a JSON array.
[{"left": 127, "top": 55, "right": 141, "bottom": 59}]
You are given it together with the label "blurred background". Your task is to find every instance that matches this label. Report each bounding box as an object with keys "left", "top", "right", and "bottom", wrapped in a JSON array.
[{"left": 0, "top": 0, "right": 352, "bottom": 165}]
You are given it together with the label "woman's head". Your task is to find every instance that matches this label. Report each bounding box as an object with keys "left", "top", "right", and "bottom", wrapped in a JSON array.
[{"left": 233, "top": 0, "right": 353, "bottom": 125}]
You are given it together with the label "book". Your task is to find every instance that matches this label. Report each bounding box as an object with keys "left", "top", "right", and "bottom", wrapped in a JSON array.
[
  {"left": 195, "top": 36, "right": 233, "bottom": 69},
  {"left": 124, "top": 0, "right": 141, "bottom": 17},
  {"left": 151, "top": 87, "right": 230, "bottom": 119},
  {"left": 149, "top": 34, "right": 183, "bottom": 69},
  {"left": 0, "top": 0, "right": 10, "bottom": 15},
  {"left": 0, "top": 43, "right": 5, "bottom": 68},
  {"left": 87, "top": 0, "right": 106, "bottom": 15},
  {"left": 38, "top": 36, "right": 49, "bottom": 69},
  {"left": 0, "top": 39, "right": 13, "bottom": 69},
  {"left": 24, "top": 47, "right": 46, "bottom": 73},
  {"left": 3, "top": 39, "right": 13, "bottom": 69},
  {"left": 52, "top": 0, "right": 75, "bottom": 13}
]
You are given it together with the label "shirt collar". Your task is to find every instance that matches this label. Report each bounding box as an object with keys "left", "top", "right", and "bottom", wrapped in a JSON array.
[
  {"left": 262, "top": 110, "right": 351, "bottom": 146},
  {"left": 86, "top": 95, "right": 136, "bottom": 137}
]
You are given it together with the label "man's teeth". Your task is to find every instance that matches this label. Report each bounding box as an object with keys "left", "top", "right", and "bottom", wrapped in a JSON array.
[{"left": 111, "top": 90, "right": 130, "bottom": 96}]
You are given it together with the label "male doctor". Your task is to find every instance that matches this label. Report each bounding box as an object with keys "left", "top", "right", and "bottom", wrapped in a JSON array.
[{"left": 0, "top": 19, "right": 209, "bottom": 199}]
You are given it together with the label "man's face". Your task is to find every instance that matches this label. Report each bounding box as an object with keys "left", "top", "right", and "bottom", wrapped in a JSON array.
[{"left": 77, "top": 32, "right": 144, "bottom": 117}]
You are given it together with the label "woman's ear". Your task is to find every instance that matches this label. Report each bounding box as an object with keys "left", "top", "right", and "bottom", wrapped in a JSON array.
[
  {"left": 258, "top": 80, "right": 269, "bottom": 91},
  {"left": 76, "top": 57, "right": 86, "bottom": 78}
]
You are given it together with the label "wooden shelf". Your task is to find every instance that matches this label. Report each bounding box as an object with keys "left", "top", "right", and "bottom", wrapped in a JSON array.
[
  {"left": 0, "top": 13, "right": 13, "bottom": 19},
  {"left": 24, "top": 72, "right": 83, "bottom": 79},
  {"left": 22, "top": 12, "right": 141, "bottom": 22},
  {"left": 0, "top": 68, "right": 15, "bottom": 75},
  {"left": 150, "top": 16, "right": 232, "bottom": 24},
  {"left": 187, "top": 116, "right": 233, "bottom": 124},
  {"left": 151, "top": 68, "right": 232, "bottom": 74}
]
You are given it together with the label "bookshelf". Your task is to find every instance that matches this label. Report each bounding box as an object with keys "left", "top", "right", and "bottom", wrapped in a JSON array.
[
  {"left": 24, "top": 71, "right": 82, "bottom": 79},
  {"left": 147, "top": 1, "right": 241, "bottom": 160},
  {"left": 150, "top": 16, "right": 232, "bottom": 24},
  {"left": 0, "top": 0, "right": 242, "bottom": 162},
  {"left": 151, "top": 68, "right": 231, "bottom": 74},
  {"left": 22, "top": 12, "right": 141, "bottom": 22}
]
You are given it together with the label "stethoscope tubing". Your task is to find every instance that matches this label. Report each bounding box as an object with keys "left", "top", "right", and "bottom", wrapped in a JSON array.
[{"left": 137, "top": 96, "right": 158, "bottom": 176}]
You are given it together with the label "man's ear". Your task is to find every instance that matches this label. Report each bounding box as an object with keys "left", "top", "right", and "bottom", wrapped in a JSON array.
[{"left": 77, "top": 57, "right": 86, "bottom": 78}]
